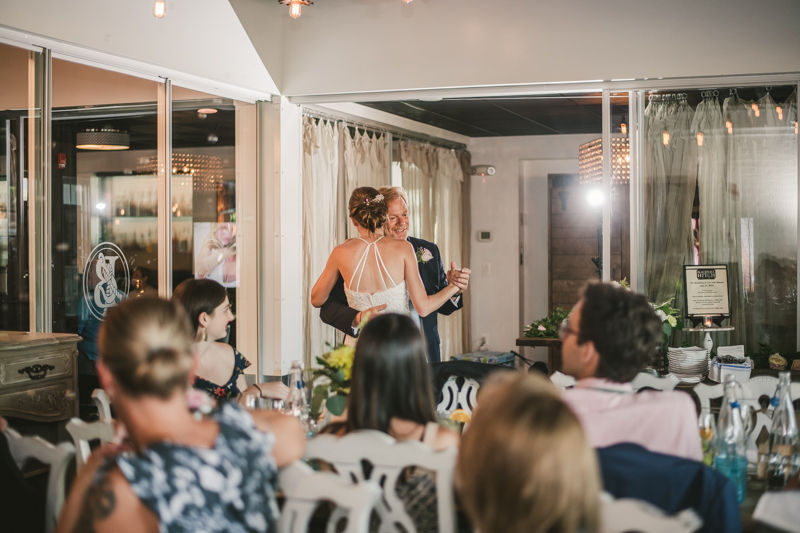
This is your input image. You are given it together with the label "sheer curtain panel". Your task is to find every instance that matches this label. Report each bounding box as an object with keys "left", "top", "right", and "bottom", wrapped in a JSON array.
[
  {"left": 343, "top": 128, "right": 388, "bottom": 238},
  {"left": 303, "top": 117, "right": 340, "bottom": 367}
]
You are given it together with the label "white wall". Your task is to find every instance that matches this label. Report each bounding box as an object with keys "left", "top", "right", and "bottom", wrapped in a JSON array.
[
  {"left": 468, "top": 134, "right": 597, "bottom": 355},
  {"left": 271, "top": 0, "right": 800, "bottom": 97},
  {"left": 0, "top": 0, "right": 278, "bottom": 95}
]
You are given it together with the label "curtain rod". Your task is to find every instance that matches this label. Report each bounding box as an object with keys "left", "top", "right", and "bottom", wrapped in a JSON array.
[{"left": 301, "top": 108, "right": 468, "bottom": 151}]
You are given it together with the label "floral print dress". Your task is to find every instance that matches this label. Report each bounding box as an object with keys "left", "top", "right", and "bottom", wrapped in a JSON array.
[
  {"left": 113, "top": 402, "right": 279, "bottom": 533},
  {"left": 193, "top": 348, "right": 251, "bottom": 401}
]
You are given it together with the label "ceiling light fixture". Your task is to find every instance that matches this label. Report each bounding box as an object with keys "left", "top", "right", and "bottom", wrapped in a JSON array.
[
  {"left": 153, "top": 0, "right": 166, "bottom": 18},
  {"left": 198, "top": 108, "right": 218, "bottom": 115},
  {"left": 402, "top": 0, "right": 413, "bottom": 3},
  {"left": 76, "top": 129, "right": 130, "bottom": 151},
  {"left": 279, "top": 0, "right": 312, "bottom": 19}
]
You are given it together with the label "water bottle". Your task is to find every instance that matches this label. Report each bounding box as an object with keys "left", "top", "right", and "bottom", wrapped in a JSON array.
[
  {"left": 715, "top": 374, "right": 748, "bottom": 503},
  {"left": 698, "top": 407, "right": 716, "bottom": 467},
  {"left": 767, "top": 371, "right": 799, "bottom": 490}
]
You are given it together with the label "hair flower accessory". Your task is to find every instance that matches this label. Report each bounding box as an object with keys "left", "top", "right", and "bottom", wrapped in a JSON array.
[{"left": 364, "top": 194, "right": 384, "bottom": 206}]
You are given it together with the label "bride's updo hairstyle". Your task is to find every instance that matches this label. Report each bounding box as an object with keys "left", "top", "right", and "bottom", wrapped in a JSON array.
[
  {"left": 348, "top": 186, "right": 388, "bottom": 233},
  {"left": 99, "top": 297, "right": 194, "bottom": 399}
]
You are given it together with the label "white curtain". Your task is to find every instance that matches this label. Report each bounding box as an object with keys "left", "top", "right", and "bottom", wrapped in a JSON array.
[
  {"left": 433, "top": 149, "right": 465, "bottom": 358},
  {"left": 400, "top": 140, "right": 466, "bottom": 359},
  {"left": 343, "top": 128, "right": 388, "bottom": 238},
  {"left": 644, "top": 89, "right": 799, "bottom": 355},
  {"left": 400, "top": 140, "right": 436, "bottom": 242},
  {"left": 302, "top": 117, "right": 340, "bottom": 367}
]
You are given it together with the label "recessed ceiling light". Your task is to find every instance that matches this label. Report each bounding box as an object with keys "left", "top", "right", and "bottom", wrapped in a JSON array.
[{"left": 198, "top": 108, "right": 218, "bottom": 114}]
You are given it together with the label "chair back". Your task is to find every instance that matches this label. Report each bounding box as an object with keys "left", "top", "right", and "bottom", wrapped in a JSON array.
[
  {"left": 306, "top": 430, "right": 458, "bottom": 533},
  {"left": 278, "top": 461, "right": 381, "bottom": 533},
  {"left": 436, "top": 375, "right": 479, "bottom": 416},
  {"left": 65, "top": 418, "right": 115, "bottom": 469},
  {"left": 602, "top": 494, "right": 703, "bottom": 533},
  {"left": 4, "top": 428, "right": 75, "bottom": 533},
  {"left": 91, "top": 389, "right": 112, "bottom": 420},
  {"left": 694, "top": 375, "right": 800, "bottom": 464},
  {"left": 631, "top": 372, "right": 680, "bottom": 392}
]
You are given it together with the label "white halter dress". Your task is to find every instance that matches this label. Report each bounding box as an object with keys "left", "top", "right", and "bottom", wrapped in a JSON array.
[{"left": 344, "top": 237, "right": 410, "bottom": 317}]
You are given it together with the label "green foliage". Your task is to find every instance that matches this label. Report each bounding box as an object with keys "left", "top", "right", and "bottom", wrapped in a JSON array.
[
  {"left": 748, "top": 343, "right": 800, "bottom": 370},
  {"left": 523, "top": 307, "right": 571, "bottom": 338}
]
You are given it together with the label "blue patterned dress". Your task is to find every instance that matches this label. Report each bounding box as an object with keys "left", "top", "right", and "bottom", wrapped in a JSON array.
[
  {"left": 112, "top": 402, "right": 279, "bottom": 533},
  {"left": 193, "top": 348, "right": 251, "bottom": 401}
]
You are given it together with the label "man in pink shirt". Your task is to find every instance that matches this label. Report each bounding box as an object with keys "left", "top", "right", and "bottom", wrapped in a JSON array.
[{"left": 559, "top": 283, "right": 703, "bottom": 461}]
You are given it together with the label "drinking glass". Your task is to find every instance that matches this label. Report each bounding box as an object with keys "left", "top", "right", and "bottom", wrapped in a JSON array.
[{"left": 698, "top": 408, "right": 716, "bottom": 466}]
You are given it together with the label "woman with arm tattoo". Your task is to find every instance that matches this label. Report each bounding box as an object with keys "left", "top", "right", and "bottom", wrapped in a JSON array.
[{"left": 56, "top": 297, "right": 305, "bottom": 533}]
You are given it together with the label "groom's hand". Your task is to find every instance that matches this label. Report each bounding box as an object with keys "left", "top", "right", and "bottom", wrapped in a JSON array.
[
  {"left": 352, "top": 304, "right": 388, "bottom": 327},
  {"left": 446, "top": 262, "right": 471, "bottom": 294}
]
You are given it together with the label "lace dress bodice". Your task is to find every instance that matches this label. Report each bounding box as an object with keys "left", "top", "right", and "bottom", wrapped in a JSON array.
[{"left": 344, "top": 237, "right": 410, "bottom": 316}]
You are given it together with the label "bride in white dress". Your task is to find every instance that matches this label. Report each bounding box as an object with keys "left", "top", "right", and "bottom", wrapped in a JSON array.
[{"left": 311, "top": 187, "right": 459, "bottom": 323}]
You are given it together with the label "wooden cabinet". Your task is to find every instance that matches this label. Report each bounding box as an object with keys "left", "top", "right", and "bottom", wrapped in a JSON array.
[{"left": 0, "top": 332, "right": 80, "bottom": 422}]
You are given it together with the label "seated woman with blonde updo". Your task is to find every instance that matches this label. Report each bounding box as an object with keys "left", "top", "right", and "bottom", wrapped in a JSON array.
[
  {"left": 172, "top": 279, "right": 288, "bottom": 403},
  {"left": 457, "top": 372, "right": 601, "bottom": 533},
  {"left": 311, "top": 187, "right": 459, "bottom": 325},
  {"left": 56, "top": 297, "right": 305, "bottom": 533}
]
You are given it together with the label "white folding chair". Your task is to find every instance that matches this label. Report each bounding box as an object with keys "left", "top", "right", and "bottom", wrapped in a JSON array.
[
  {"left": 92, "top": 389, "right": 112, "bottom": 420},
  {"left": 631, "top": 372, "right": 680, "bottom": 392},
  {"left": 279, "top": 461, "right": 381, "bottom": 533},
  {"left": 436, "top": 375, "right": 479, "bottom": 417},
  {"left": 306, "top": 430, "right": 458, "bottom": 533},
  {"left": 65, "top": 417, "right": 115, "bottom": 469},
  {"left": 3, "top": 428, "right": 75, "bottom": 533},
  {"left": 601, "top": 493, "right": 703, "bottom": 533}
]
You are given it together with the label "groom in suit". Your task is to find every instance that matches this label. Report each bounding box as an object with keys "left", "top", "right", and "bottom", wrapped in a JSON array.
[{"left": 319, "top": 186, "right": 470, "bottom": 363}]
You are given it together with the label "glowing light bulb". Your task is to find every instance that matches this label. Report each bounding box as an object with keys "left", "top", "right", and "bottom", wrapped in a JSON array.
[
  {"left": 752, "top": 103, "right": 759, "bottom": 117},
  {"left": 662, "top": 130, "right": 670, "bottom": 146},
  {"left": 403, "top": 0, "right": 413, "bottom": 3},
  {"left": 620, "top": 123, "right": 627, "bottom": 135},
  {"left": 696, "top": 131, "right": 704, "bottom": 147},
  {"left": 776, "top": 106, "right": 783, "bottom": 120},
  {"left": 290, "top": 1, "right": 302, "bottom": 18},
  {"left": 796, "top": 121, "right": 799, "bottom": 135},
  {"left": 726, "top": 121, "right": 733, "bottom": 134},
  {"left": 153, "top": 0, "right": 166, "bottom": 18}
]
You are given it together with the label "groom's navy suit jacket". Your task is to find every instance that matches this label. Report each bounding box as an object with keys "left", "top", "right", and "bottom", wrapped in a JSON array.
[{"left": 319, "top": 236, "right": 463, "bottom": 363}]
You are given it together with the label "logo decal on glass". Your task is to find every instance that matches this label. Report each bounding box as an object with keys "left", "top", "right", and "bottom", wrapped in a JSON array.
[{"left": 83, "top": 242, "right": 129, "bottom": 320}]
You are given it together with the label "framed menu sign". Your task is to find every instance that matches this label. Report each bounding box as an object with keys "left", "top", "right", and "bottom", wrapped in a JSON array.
[{"left": 683, "top": 265, "right": 730, "bottom": 318}]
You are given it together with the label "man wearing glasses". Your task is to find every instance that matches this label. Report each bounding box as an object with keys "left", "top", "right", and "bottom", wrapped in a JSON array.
[{"left": 558, "top": 282, "right": 702, "bottom": 461}]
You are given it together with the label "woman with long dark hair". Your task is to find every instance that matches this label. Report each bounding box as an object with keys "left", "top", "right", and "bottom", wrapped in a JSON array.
[
  {"left": 172, "top": 279, "right": 288, "bottom": 403},
  {"left": 323, "top": 313, "right": 458, "bottom": 533}
]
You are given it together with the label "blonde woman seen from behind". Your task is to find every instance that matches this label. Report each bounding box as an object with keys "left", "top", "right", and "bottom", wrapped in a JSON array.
[
  {"left": 457, "top": 373, "right": 601, "bottom": 533},
  {"left": 56, "top": 297, "right": 305, "bottom": 533}
]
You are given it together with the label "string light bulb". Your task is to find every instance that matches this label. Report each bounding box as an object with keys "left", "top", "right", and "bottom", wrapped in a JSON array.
[
  {"left": 726, "top": 120, "right": 733, "bottom": 134},
  {"left": 403, "top": 0, "right": 413, "bottom": 3},
  {"left": 776, "top": 106, "right": 783, "bottom": 120},
  {"left": 662, "top": 130, "right": 670, "bottom": 146},
  {"left": 620, "top": 123, "right": 627, "bottom": 135},
  {"left": 153, "top": 0, "right": 166, "bottom": 18},
  {"left": 796, "top": 121, "right": 799, "bottom": 135},
  {"left": 696, "top": 131, "right": 704, "bottom": 147},
  {"left": 279, "top": 0, "right": 312, "bottom": 19},
  {"left": 751, "top": 103, "right": 760, "bottom": 117}
]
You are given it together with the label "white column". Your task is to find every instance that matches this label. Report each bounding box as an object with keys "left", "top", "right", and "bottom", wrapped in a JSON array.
[{"left": 258, "top": 98, "right": 304, "bottom": 376}]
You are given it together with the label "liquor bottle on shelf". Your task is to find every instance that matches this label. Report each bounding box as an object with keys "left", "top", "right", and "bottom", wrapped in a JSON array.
[{"left": 767, "top": 371, "right": 799, "bottom": 490}]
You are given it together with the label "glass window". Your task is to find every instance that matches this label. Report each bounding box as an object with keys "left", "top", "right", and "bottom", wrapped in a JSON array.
[
  {"left": 171, "top": 90, "right": 238, "bottom": 348},
  {"left": 0, "top": 42, "right": 39, "bottom": 331},
  {"left": 642, "top": 85, "right": 798, "bottom": 358},
  {"left": 51, "top": 58, "right": 160, "bottom": 398}
]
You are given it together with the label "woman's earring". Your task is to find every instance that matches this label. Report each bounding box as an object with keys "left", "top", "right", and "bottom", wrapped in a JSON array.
[{"left": 201, "top": 327, "right": 208, "bottom": 342}]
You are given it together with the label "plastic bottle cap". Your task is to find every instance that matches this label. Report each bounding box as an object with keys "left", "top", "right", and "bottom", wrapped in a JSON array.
[{"left": 731, "top": 401, "right": 741, "bottom": 408}]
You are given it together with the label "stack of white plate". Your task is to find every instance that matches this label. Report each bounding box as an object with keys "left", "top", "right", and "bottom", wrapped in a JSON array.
[{"left": 667, "top": 347, "right": 709, "bottom": 383}]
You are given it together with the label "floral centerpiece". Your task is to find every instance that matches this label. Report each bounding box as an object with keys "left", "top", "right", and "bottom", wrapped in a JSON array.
[
  {"left": 523, "top": 307, "right": 571, "bottom": 338},
  {"left": 311, "top": 343, "right": 353, "bottom": 417},
  {"left": 651, "top": 298, "right": 684, "bottom": 347}
]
